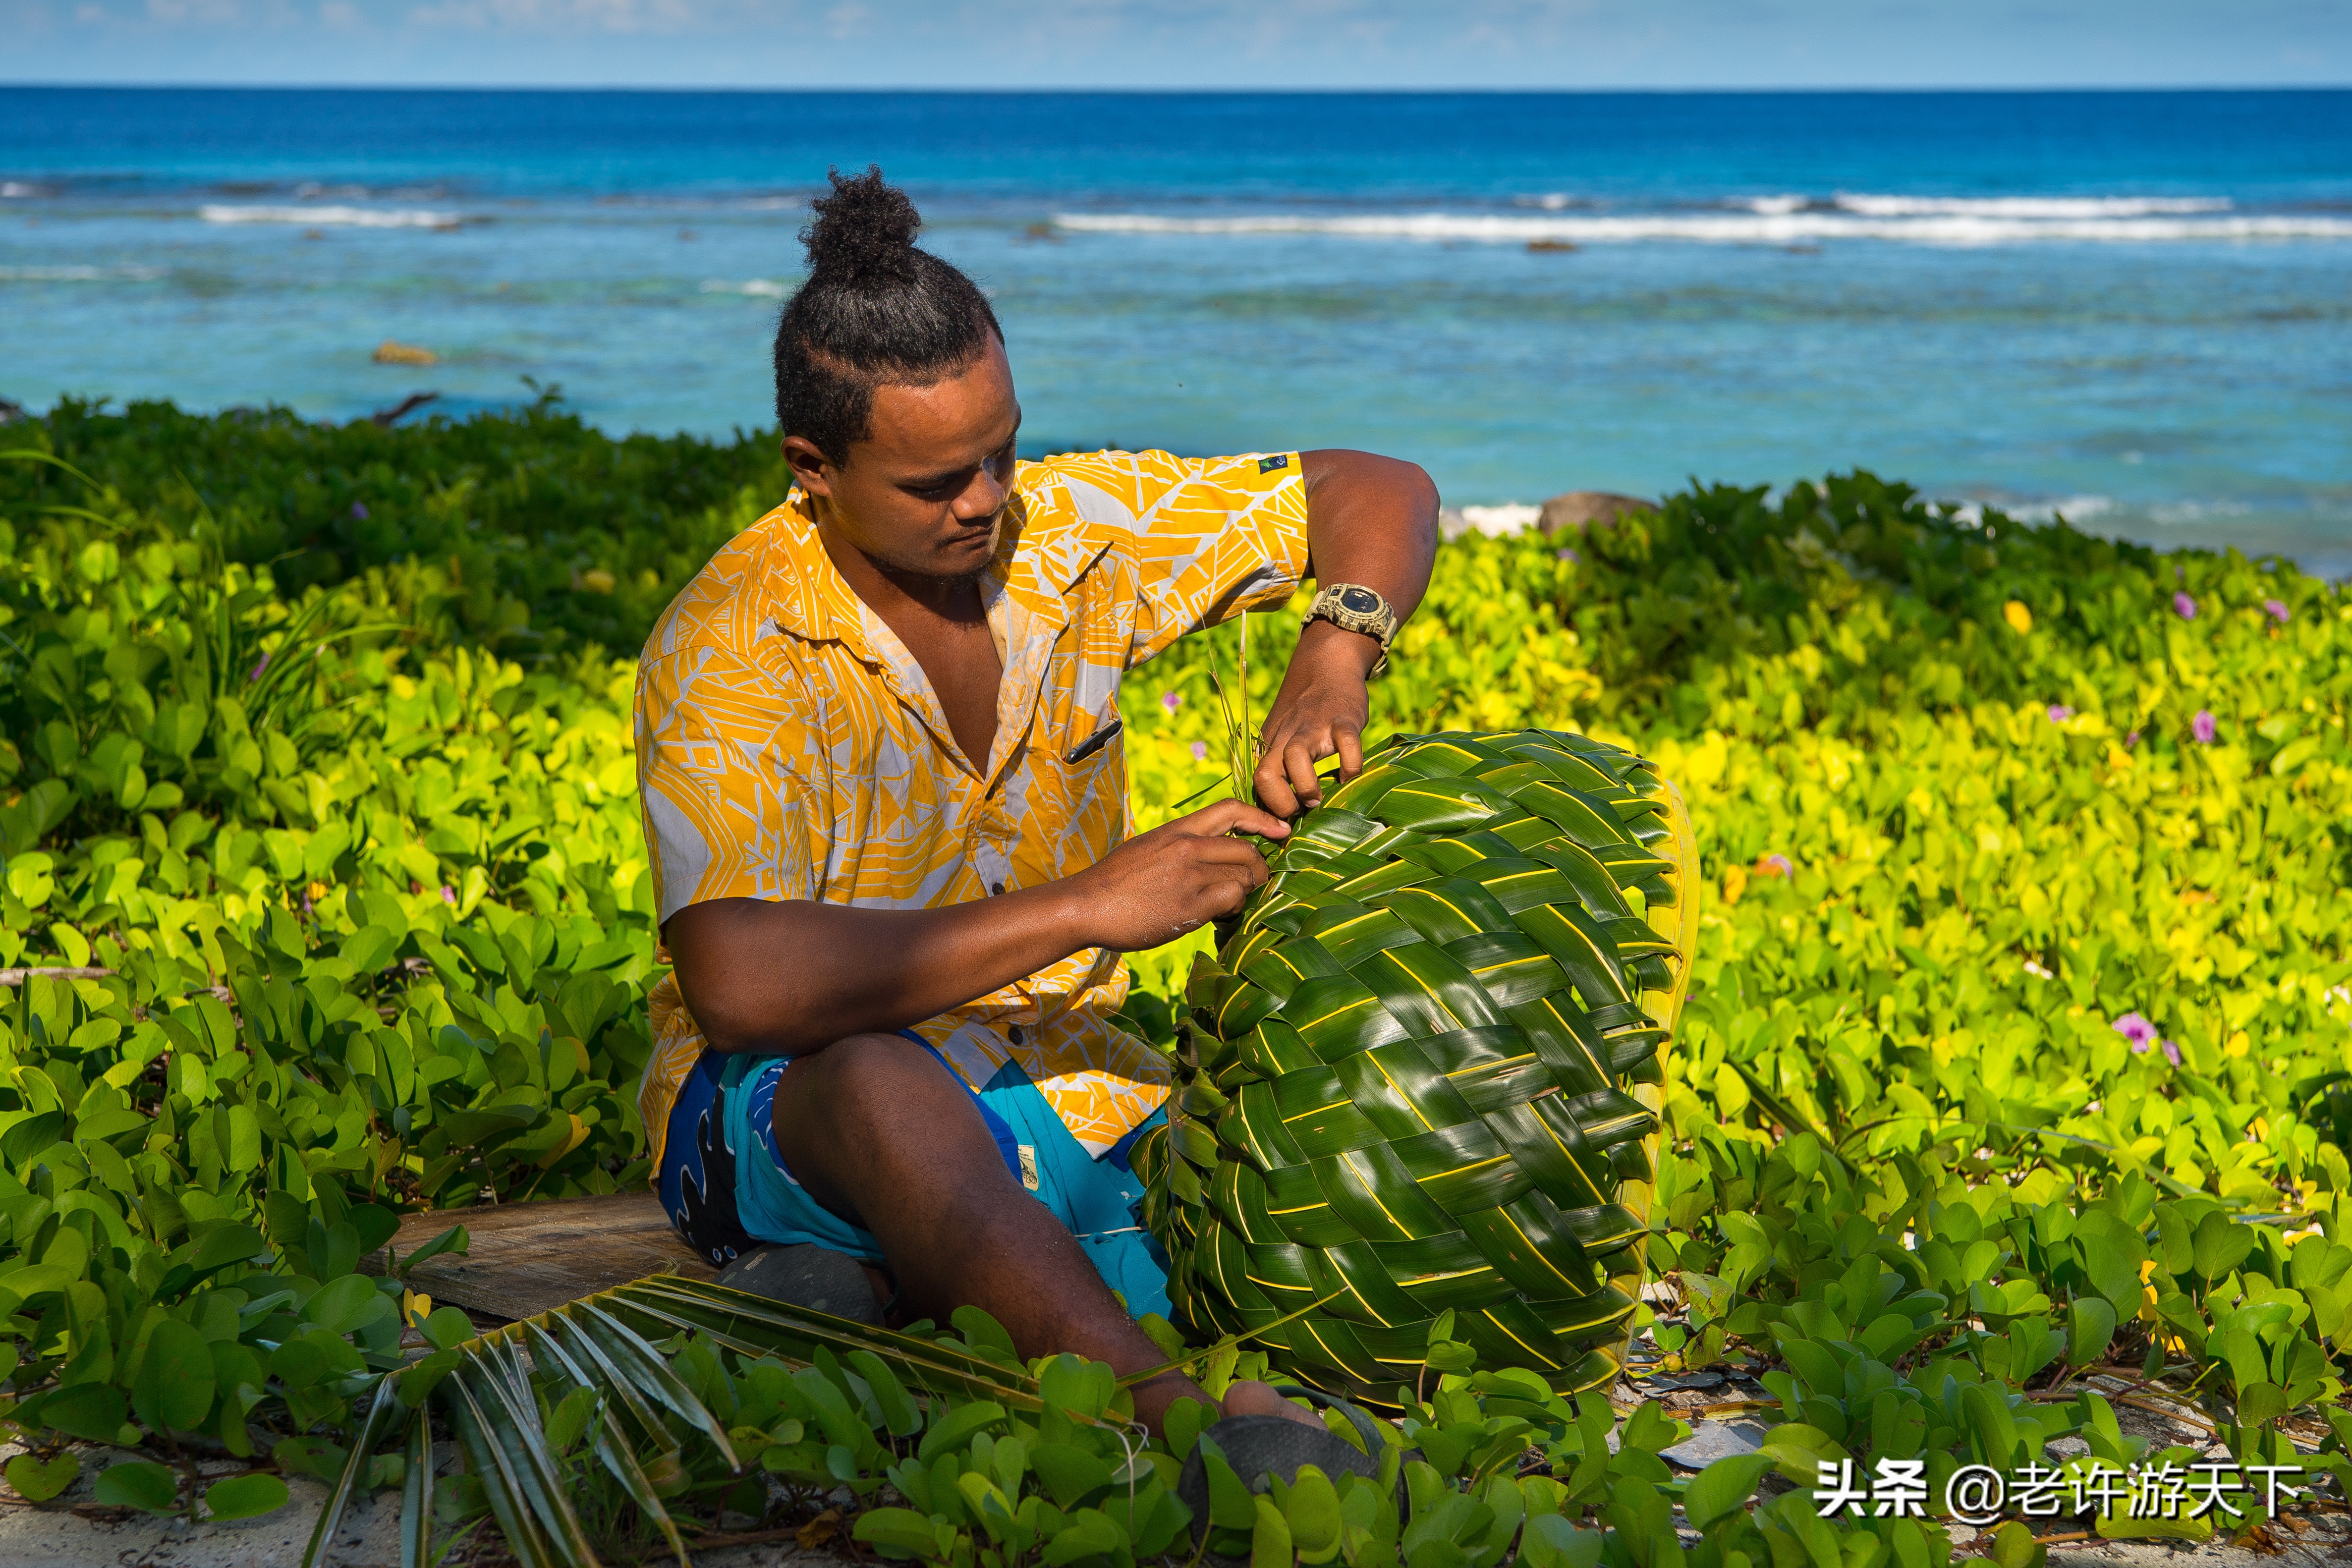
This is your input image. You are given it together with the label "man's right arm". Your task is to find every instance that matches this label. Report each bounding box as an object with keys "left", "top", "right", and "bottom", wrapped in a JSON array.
[{"left": 666, "top": 798, "right": 1289, "bottom": 1056}]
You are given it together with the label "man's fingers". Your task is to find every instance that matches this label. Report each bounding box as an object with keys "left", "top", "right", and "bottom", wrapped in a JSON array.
[
  {"left": 1194, "top": 789, "right": 1292, "bottom": 838},
  {"left": 1284, "top": 739, "right": 1325, "bottom": 808},
  {"left": 1335, "top": 724, "right": 1365, "bottom": 780},
  {"left": 1187, "top": 836, "right": 1273, "bottom": 872},
  {"left": 1250, "top": 756, "right": 1301, "bottom": 821}
]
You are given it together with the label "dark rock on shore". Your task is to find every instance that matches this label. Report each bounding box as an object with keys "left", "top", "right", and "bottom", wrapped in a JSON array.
[{"left": 1540, "top": 491, "right": 1653, "bottom": 532}]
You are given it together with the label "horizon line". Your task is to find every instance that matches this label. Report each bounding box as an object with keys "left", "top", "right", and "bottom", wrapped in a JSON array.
[{"left": 6, "top": 81, "right": 2351, "bottom": 95}]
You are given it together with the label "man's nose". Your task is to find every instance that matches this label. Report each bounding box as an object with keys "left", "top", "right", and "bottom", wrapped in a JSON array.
[{"left": 955, "top": 466, "right": 1008, "bottom": 521}]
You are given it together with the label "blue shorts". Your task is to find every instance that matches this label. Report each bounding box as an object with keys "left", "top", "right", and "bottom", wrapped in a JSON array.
[{"left": 656, "top": 1031, "right": 1173, "bottom": 1321}]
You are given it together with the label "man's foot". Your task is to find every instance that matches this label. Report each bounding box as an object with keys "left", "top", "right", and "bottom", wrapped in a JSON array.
[
  {"left": 1219, "top": 1379, "right": 1329, "bottom": 1429},
  {"left": 715, "top": 1242, "right": 889, "bottom": 1324}
]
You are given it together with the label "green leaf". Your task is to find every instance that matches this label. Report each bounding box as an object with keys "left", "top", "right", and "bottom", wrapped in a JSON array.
[
  {"left": 918, "top": 1401, "right": 1008, "bottom": 1464},
  {"left": 1251, "top": 1492, "right": 1294, "bottom": 1568},
  {"left": 1029, "top": 1442, "right": 1115, "bottom": 1510},
  {"left": 422, "top": 1306, "right": 477, "bottom": 1350},
  {"left": 179, "top": 1223, "right": 268, "bottom": 1278},
  {"left": 951, "top": 1304, "right": 1019, "bottom": 1362},
  {"left": 2067, "top": 1296, "right": 2118, "bottom": 1367},
  {"left": 855, "top": 1506, "right": 952, "bottom": 1560},
  {"left": 35, "top": 1382, "right": 128, "bottom": 1444},
  {"left": 2189, "top": 1211, "right": 2256, "bottom": 1282},
  {"left": 1683, "top": 1451, "right": 1773, "bottom": 1528},
  {"left": 94, "top": 1460, "right": 179, "bottom": 1514},
  {"left": 1, "top": 1111, "right": 65, "bottom": 1170},
  {"left": 204, "top": 1473, "right": 290, "bottom": 1521},
  {"left": 1990, "top": 1520, "right": 2046, "bottom": 1568},
  {"left": 1517, "top": 1513, "right": 1603, "bottom": 1568},
  {"left": 1199, "top": 1437, "right": 1259, "bottom": 1530},
  {"left": 1285, "top": 1463, "right": 1344, "bottom": 1562},
  {"left": 395, "top": 1225, "right": 471, "bottom": 1278},
  {"left": 2098, "top": 1506, "right": 2215, "bottom": 1543},
  {"left": 134, "top": 1317, "right": 220, "bottom": 1433},
  {"left": 846, "top": 1348, "right": 923, "bottom": 1438},
  {"left": 5, "top": 1451, "right": 81, "bottom": 1502},
  {"left": 304, "top": 1273, "right": 386, "bottom": 1334}
]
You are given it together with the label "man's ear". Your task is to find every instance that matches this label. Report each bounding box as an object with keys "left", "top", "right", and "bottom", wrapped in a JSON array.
[{"left": 782, "top": 435, "right": 835, "bottom": 497}]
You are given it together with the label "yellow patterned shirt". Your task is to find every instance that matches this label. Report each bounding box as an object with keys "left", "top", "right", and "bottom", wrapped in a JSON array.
[{"left": 633, "top": 449, "right": 1311, "bottom": 1174}]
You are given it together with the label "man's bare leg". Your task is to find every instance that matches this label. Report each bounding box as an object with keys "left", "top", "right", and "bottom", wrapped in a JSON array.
[{"left": 770, "top": 1032, "right": 1318, "bottom": 1434}]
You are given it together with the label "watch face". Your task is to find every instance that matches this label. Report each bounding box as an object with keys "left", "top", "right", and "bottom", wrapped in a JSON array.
[{"left": 1339, "top": 587, "right": 1378, "bottom": 613}]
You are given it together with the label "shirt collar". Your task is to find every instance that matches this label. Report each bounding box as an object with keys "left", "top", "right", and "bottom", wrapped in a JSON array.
[
  {"left": 764, "top": 481, "right": 1111, "bottom": 787},
  {"left": 766, "top": 481, "right": 1106, "bottom": 651}
]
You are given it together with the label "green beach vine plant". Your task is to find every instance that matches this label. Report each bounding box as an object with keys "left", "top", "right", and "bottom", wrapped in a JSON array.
[{"left": 3, "top": 402, "right": 2352, "bottom": 1563}]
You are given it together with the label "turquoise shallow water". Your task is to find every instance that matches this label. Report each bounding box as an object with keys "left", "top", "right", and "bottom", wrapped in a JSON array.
[{"left": 3, "top": 88, "right": 2349, "bottom": 570}]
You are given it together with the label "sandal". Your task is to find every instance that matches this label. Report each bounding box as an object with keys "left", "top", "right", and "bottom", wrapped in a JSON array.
[{"left": 1177, "top": 1385, "right": 1407, "bottom": 1552}]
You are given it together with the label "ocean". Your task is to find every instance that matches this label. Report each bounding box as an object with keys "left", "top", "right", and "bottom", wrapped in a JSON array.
[{"left": 3, "top": 88, "right": 2349, "bottom": 571}]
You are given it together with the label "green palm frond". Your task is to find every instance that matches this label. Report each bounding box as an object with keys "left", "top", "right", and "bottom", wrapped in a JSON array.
[
  {"left": 1135, "top": 728, "right": 1702, "bottom": 1407},
  {"left": 306, "top": 1276, "right": 1051, "bottom": 1568}
]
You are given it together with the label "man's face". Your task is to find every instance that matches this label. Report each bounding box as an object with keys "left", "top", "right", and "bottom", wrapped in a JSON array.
[{"left": 784, "top": 335, "right": 1021, "bottom": 583}]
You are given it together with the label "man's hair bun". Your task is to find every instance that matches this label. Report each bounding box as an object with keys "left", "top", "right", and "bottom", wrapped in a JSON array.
[
  {"left": 774, "top": 165, "right": 1002, "bottom": 465},
  {"left": 802, "top": 166, "right": 923, "bottom": 283}
]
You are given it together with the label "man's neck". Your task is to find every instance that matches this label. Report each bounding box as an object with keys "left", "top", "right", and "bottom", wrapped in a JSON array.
[
  {"left": 813, "top": 511, "right": 1004, "bottom": 770},
  {"left": 817, "top": 518, "right": 987, "bottom": 627}
]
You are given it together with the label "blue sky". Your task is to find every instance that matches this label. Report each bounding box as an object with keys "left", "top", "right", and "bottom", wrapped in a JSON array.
[{"left": 5, "top": 0, "right": 2345, "bottom": 88}]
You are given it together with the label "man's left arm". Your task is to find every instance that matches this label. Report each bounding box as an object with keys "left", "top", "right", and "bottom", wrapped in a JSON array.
[{"left": 1254, "top": 448, "right": 1439, "bottom": 817}]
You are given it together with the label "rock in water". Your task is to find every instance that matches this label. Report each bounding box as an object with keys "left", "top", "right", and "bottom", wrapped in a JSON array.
[
  {"left": 1540, "top": 491, "right": 1652, "bottom": 533},
  {"left": 372, "top": 339, "right": 438, "bottom": 366}
]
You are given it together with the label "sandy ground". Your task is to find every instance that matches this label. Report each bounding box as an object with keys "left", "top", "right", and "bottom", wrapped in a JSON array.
[{"left": 0, "top": 1444, "right": 841, "bottom": 1568}]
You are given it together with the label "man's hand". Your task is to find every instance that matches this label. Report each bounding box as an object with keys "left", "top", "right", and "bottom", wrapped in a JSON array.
[
  {"left": 1253, "top": 620, "right": 1374, "bottom": 818},
  {"left": 1260, "top": 449, "right": 1439, "bottom": 819},
  {"left": 1068, "top": 798, "right": 1290, "bottom": 951}
]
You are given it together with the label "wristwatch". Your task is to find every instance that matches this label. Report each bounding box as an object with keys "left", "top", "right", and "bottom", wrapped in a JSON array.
[{"left": 1303, "top": 583, "right": 1400, "bottom": 676}]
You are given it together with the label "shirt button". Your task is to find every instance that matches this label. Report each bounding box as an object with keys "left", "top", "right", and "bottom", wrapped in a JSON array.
[
  {"left": 1008, "top": 1024, "right": 1025, "bottom": 1045},
  {"left": 990, "top": 882, "right": 1006, "bottom": 896}
]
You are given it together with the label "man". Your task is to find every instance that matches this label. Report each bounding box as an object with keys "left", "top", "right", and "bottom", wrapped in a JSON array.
[{"left": 635, "top": 168, "right": 1437, "bottom": 1436}]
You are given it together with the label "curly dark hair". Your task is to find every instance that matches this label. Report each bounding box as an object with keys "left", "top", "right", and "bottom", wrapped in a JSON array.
[{"left": 772, "top": 166, "right": 1003, "bottom": 465}]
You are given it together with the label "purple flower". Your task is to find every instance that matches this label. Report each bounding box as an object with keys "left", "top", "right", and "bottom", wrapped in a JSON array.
[
  {"left": 2046, "top": 705, "right": 2073, "bottom": 723},
  {"left": 2264, "top": 598, "right": 2290, "bottom": 623},
  {"left": 1190, "top": 741, "right": 1208, "bottom": 761},
  {"left": 2162, "top": 1040, "right": 2182, "bottom": 1066},
  {"left": 350, "top": 501, "right": 369, "bottom": 520},
  {"left": 248, "top": 651, "right": 269, "bottom": 682},
  {"left": 440, "top": 884, "right": 457, "bottom": 905},
  {"left": 2113, "top": 1012, "right": 2157, "bottom": 1050},
  {"left": 2192, "top": 710, "right": 2217, "bottom": 744},
  {"left": 1161, "top": 691, "right": 1181, "bottom": 715},
  {"left": 2173, "top": 591, "right": 2197, "bottom": 619},
  {"left": 1556, "top": 548, "right": 1580, "bottom": 563},
  {"left": 2125, "top": 730, "right": 2140, "bottom": 747},
  {"left": 1759, "top": 853, "right": 1792, "bottom": 878}
]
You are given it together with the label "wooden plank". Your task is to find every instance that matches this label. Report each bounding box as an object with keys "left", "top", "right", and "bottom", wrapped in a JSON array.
[{"left": 361, "top": 1191, "right": 716, "bottom": 1321}]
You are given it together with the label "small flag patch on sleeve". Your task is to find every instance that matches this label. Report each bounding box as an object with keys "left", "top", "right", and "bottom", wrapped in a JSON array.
[{"left": 1258, "top": 454, "right": 1290, "bottom": 473}]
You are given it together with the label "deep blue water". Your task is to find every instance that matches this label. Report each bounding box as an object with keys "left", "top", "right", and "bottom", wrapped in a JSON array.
[{"left": 4, "top": 88, "right": 2350, "bottom": 569}]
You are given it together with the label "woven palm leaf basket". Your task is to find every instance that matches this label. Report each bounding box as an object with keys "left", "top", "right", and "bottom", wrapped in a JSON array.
[{"left": 1130, "top": 728, "right": 1701, "bottom": 1406}]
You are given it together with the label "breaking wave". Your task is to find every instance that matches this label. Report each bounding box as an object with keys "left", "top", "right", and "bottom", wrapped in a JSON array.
[
  {"left": 198, "top": 204, "right": 465, "bottom": 229},
  {"left": 1057, "top": 196, "right": 2351, "bottom": 246}
]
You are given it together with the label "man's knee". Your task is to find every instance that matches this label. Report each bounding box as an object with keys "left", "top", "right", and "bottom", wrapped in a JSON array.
[
  {"left": 780, "top": 1033, "right": 990, "bottom": 1151},
  {"left": 792, "top": 1032, "right": 950, "bottom": 1103}
]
